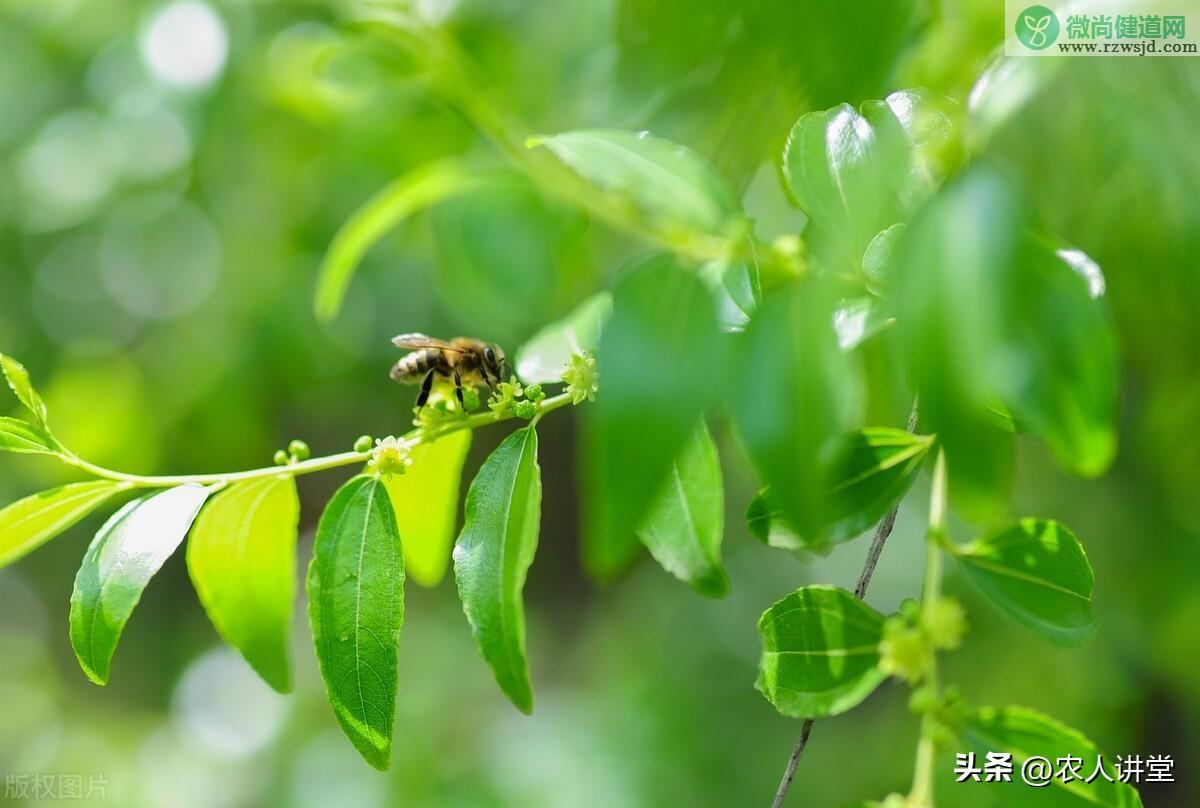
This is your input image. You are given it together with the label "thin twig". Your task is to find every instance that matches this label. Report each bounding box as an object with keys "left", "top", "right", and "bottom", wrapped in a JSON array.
[{"left": 770, "top": 400, "right": 920, "bottom": 808}]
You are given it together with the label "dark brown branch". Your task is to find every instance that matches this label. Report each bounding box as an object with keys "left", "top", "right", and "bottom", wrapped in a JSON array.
[{"left": 769, "top": 401, "right": 920, "bottom": 808}]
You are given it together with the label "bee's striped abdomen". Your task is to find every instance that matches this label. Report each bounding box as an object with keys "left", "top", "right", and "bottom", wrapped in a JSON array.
[{"left": 390, "top": 349, "right": 437, "bottom": 383}]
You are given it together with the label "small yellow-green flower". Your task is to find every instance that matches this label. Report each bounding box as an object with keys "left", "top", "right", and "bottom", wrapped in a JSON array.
[
  {"left": 878, "top": 617, "right": 933, "bottom": 684},
  {"left": 369, "top": 436, "right": 411, "bottom": 477},
  {"left": 563, "top": 351, "right": 598, "bottom": 404},
  {"left": 922, "top": 596, "right": 967, "bottom": 651}
]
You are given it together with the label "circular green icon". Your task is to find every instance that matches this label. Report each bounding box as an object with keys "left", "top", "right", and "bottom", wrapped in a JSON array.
[{"left": 1016, "top": 5, "right": 1060, "bottom": 49}]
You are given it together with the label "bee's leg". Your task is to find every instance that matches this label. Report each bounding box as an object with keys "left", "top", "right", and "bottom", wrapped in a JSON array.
[
  {"left": 453, "top": 368, "right": 465, "bottom": 408},
  {"left": 416, "top": 370, "right": 436, "bottom": 408}
]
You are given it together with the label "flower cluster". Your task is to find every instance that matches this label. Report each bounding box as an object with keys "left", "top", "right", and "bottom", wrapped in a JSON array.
[
  {"left": 487, "top": 380, "right": 544, "bottom": 420},
  {"left": 878, "top": 596, "right": 965, "bottom": 685}
]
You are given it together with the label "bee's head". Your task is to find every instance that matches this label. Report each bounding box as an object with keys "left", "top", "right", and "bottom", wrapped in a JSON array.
[{"left": 482, "top": 343, "right": 510, "bottom": 386}]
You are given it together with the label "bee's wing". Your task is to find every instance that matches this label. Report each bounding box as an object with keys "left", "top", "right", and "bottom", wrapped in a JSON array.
[{"left": 391, "top": 333, "right": 466, "bottom": 353}]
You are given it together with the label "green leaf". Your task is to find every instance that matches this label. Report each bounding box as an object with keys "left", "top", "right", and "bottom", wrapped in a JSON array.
[
  {"left": 746, "top": 428, "right": 930, "bottom": 550},
  {"left": 314, "top": 159, "right": 480, "bottom": 321},
  {"left": 861, "top": 223, "right": 904, "bottom": 291},
  {"left": 528, "top": 129, "right": 741, "bottom": 236},
  {"left": 582, "top": 257, "right": 723, "bottom": 581},
  {"left": 756, "top": 585, "right": 887, "bottom": 718},
  {"left": 515, "top": 292, "right": 612, "bottom": 385},
  {"left": 0, "top": 481, "right": 127, "bottom": 569},
  {"left": 0, "top": 416, "right": 60, "bottom": 455},
  {"left": 961, "top": 706, "right": 1143, "bottom": 807},
  {"left": 453, "top": 426, "right": 542, "bottom": 713},
  {"left": 951, "top": 519, "right": 1096, "bottom": 646},
  {"left": 384, "top": 429, "right": 471, "bottom": 587},
  {"left": 834, "top": 297, "right": 894, "bottom": 352},
  {"left": 895, "top": 167, "right": 1019, "bottom": 516},
  {"left": 308, "top": 475, "right": 404, "bottom": 771},
  {"left": 637, "top": 422, "right": 728, "bottom": 598},
  {"left": 730, "top": 281, "right": 861, "bottom": 540},
  {"left": 432, "top": 173, "right": 586, "bottom": 345},
  {"left": 699, "top": 259, "right": 761, "bottom": 332},
  {"left": 746, "top": 489, "right": 807, "bottom": 554},
  {"left": 994, "top": 245, "right": 1118, "bottom": 477},
  {"left": 781, "top": 90, "right": 956, "bottom": 272},
  {"left": 69, "top": 485, "right": 211, "bottom": 685},
  {"left": 187, "top": 476, "right": 299, "bottom": 693},
  {"left": 1, "top": 353, "right": 50, "bottom": 426},
  {"left": 897, "top": 168, "right": 1118, "bottom": 508}
]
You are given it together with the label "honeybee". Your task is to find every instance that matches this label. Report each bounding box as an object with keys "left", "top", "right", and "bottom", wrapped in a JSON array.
[{"left": 390, "top": 333, "right": 511, "bottom": 408}]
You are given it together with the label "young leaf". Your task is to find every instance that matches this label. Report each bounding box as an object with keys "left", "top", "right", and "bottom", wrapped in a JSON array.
[
  {"left": 528, "top": 129, "right": 742, "bottom": 235},
  {"left": 756, "top": 585, "right": 887, "bottom": 718},
  {"left": 69, "top": 485, "right": 211, "bottom": 685},
  {"left": 308, "top": 475, "right": 404, "bottom": 771},
  {"left": 187, "top": 476, "right": 299, "bottom": 693},
  {"left": 384, "top": 429, "right": 471, "bottom": 587},
  {"left": 453, "top": 427, "right": 542, "bottom": 714},
  {"left": 0, "top": 416, "right": 60, "bottom": 456},
  {"left": 314, "top": 159, "right": 480, "bottom": 321},
  {"left": 781, "top": 90, "right": 955, "bottom": 272},
  {"left": 950, "top": 519, "right": 1096, "bottom": 646},
  {"left": 515, "top": 292, "right": 612, "bottom": 384},
  {"left": 637, "top": 422, "right": 728, "bottom": 598},
  {"left": 0, "top": 481, "right": 127, "bottom": 569},
  {"left": 582, "top": 257, "right": 723, "bottom": 582},
  {"left": 730, "top": 282, "right": 862, "bottom": 540},
  {"left": 960, "top": 706, "right": 1143, "bottom": 807},
  {"left": 1, "top": 353, "right": 50, "bottom": 426}
]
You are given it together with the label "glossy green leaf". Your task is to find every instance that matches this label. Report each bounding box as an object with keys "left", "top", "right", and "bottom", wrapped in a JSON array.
[
  {"left": 528, "top": 129, "right": 741, "bottom": 235},
  {"left": 730, "top": 282, "right": 861, "bottom": 540},
  {"left": 314, "top": 159, "right": 480, "bottom": 321},
  {"left": 781, "top": 90, "right": 956, "bottom": 271},
  {"left": 582, "top": 257, "right": 723, "bottom": 581},
  {"left": 515, "top": 292, "right": 612, "bottom": 384},
  {"left": 384, "top": 429, "right": 472, "bottom": 587},
  {"left": 951, "top": 519, "right": 1096, "bottom": 646},
  {"left": 895, "top": 167, "right": 1019, "bottom": 516},
  {"left": 0, "top": 481, "right": 127, "bottom": 569},
  {"left": 308, "top": 475, "right": 404, "bottom": 771},
  {"left": 187, "top": 476, "right": 299, "bottom": 693},
  {"left": 961, "top": 706, "right": 1143, "bottom": 807},
  {"left": 1, "top": 353, "right": 49, "bottom": 426},
  {"left": 453, "top": 427, "right": 542, "bottom": 713},
  {"left": 69, "top": 485, "right": 211, "bottom": 685},
  {"left": 0, "top": 416, "right": 60, "bottom": 455},
  {"left": 637, "top": 422, "right": 728, "bottom": 598},
  {"left": 756, "top": 585, "right": 887, "bottom": 718}
]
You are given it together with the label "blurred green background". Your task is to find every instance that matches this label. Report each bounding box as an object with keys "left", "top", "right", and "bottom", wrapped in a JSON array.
[{"left": 0, "top": 0, "right": 1197, "bottom": 805}]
